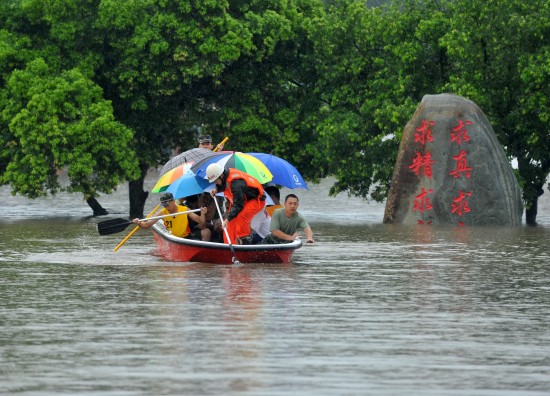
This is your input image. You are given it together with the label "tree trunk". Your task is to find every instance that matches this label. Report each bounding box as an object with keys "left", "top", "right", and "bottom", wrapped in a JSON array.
[
  {"left": 525, "top": 185, "right": 544, "bottom": 226},
  {"left": 86, "top": 196, "right": 108, "bottom": 216},
  {"left": 525, "top": 194, "right": 542, "bottom": 226},
  {"left": 129, "top": 164, "right": 150, "bottom": 219}
]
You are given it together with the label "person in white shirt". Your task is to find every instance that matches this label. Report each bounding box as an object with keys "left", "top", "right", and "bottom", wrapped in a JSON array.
[{"left": 250, "top": 205, "right": 271, "bottom": 244}]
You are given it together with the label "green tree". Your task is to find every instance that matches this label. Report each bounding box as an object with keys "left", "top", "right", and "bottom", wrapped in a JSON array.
[
  {"left": 307, "top": 0, "right": 449, "bottom": 200},
  {"left": 441, "top": 0, "right": 550, "bottom": 224},
  {"left": 0, "top": 0, "right": 139, "bottom": 214},
  {"left": 95, "top": 0, "right": 325, "bottom": 216},
  {"left": 0, "top": 58, "right": 139, "bottom": 210},
  {"left": 199, "top": 0, "right": 325, "bottom": 178},
  {"left": 311, "top": 0, "right": 550, "bottom": 224}
]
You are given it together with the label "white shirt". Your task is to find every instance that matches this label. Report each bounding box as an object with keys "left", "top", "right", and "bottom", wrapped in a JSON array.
[{"left": 250, "top": 205, "right": 271, "bottom": 238}]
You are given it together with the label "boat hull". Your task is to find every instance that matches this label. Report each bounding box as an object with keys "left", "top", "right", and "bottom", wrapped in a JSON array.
[{"left": 152, "top": 224, "right": 302, "bottom": 264}]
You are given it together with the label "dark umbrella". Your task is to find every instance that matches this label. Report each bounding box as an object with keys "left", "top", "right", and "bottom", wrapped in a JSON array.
[{"left": 160, "top": 148, "right": 217, "bottom": 176}]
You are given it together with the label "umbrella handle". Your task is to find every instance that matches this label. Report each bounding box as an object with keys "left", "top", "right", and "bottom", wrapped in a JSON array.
[
  {"left": 213, "top": 194, "right": 240, "bottom": 264},
  {"left": 114, "top": 204, "right": 160, "bottom": 252},
  {"left": 213, "top": 137, "right": 229, "bottom": 152}
]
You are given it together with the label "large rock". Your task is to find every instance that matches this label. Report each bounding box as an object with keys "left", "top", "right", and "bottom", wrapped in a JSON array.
[{"left": 383, "top": 94, "right": 523, "bottom": 226}]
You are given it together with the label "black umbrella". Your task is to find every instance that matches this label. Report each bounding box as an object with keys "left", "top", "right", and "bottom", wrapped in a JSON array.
[{"left": 159, "top": 148, "right": 218, "bottom": 176}]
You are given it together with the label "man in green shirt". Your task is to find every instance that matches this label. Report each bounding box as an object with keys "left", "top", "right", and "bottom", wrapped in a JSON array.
[{"left": 264, "top": 194, "right": 314, "bottom": 244}]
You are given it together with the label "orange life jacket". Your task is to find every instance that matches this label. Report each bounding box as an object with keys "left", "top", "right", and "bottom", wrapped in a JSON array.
[{"left": 224, "top": 168, "right": 265, "bottom": 205}]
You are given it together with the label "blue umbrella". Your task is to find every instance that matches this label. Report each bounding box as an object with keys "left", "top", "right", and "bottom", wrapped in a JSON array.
[
  {"left": 246, "top": 153, "right": 308, "bottom": 189},
  {"left": 165, "top": 173, "right": 214, "bottom": 199}
]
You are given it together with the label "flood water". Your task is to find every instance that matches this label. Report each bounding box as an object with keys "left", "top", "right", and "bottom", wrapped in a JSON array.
[{"left": 1, "top": 175, "right": 550, "bottom": 395}]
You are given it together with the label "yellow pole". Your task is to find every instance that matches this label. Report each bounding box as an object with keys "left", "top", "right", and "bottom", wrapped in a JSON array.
[
  {"left": 113, "top": 204, "right": 160, "bottom": 252},
  {"left": 114, "top": 136, "right": 228, "bottom": 252},
  {"left": 213, "top": 137, "right": 229, "bottom": 152}
]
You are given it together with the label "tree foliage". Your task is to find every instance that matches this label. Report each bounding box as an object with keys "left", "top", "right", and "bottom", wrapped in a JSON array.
[
  {"left": 440, "top": 0, "right": 550, "bottom": 223},
  {"left": 1, "top": 0, "right": 549, "bottom": 223},
  {"left": 0, "top": 57, "right": 138, "bottom": 198},
  {"left": 308, "top": 0, "right": 450, "bottom": 200},
  {"left": 0, "top": 0, "right": 138, "bottom": 204}
]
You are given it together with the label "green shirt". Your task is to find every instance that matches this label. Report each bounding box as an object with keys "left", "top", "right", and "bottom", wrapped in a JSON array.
[{"left": 270, "top": 208, "right": 309, "bottom": 235}]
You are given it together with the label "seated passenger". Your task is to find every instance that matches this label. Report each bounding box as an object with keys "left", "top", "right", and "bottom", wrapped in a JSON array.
[
  {"left": 183, "top": 194, "right": 212, "bottom": 241},
  {"left": 265, "top": 185, "right": 283, "bottom": 216},
  {"left": 250, "top": 205, "right": 271, "bottom": 244},
  {"left": 263, "top": 194, "right": 314, "bottom": 244},
  {"left": 133, "top": 192, "right": 209, "bottom": 240},
  {"left": 198, "top": 192, "right": 224, "bottom": 242}
]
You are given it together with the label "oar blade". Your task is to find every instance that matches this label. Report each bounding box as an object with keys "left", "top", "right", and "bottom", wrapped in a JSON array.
[{"left": 97, "top": 218, "right": 132, "bottom": 236}]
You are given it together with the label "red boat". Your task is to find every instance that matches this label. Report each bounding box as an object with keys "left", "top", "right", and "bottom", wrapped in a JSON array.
[{"left": 151, "top": 223, "right": 302, "bottom": 264}]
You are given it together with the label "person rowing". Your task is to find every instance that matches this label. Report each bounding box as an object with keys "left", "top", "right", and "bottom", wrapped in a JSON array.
[{"left": 132, "top": 192, "right": 210, "bottom": 240}]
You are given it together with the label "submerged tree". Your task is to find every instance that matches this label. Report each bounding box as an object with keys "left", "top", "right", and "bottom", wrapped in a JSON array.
[
  {"left": 0, "top": 58, "right": 139, "bottom": 212},
  {"left": 1, "top": 0, "right": 549, "bottom": 224},
  {"left": 307, "top": 0, "right": 450, "bottom": 200},
  {"left": 95, "top": 0, "right": 326, "bottom": 217},
  {"left": 308, "top": 0, "right": 549, "bottom": 224},
  {"left": 0, "top": 0, "right": 139, "bottom": 214},
  {"left": 441, "top": 0, "right": 550, "bottom": 224}
]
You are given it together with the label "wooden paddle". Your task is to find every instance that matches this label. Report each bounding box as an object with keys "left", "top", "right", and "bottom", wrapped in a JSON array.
[
  {"left": 112, "top": 204, "right": 159, "bottom": 252},
  {"left": 100, "top": 208, "right": 201, "bottom": 236},
  {"left": 111, "top": 138, "right": 227, "bottom": 252},
  {"left": 212, "top": 195, "right": 240, "bottom": 264}
]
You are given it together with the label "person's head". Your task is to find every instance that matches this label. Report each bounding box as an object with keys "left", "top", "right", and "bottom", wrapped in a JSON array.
[
  {"left": 185, "top": 194, "right": 199, "bottom": 208},
  {"left": 284, "top": 194, "right": 299, "bottom": 214},
  {"left": 160, "top": 192, "right": 176, "bottom": 210},
  {"left": 206, "top": 163, "right": 225, "bottom": 185},
  {"left": 199, "top": 192, "right": 213, "bottom": 206},
  {"left": 198, "top": 135, "right": 213, "bottom": 149},
  {"left": 265, "top": 185, "right": 280, "bottom": 204}
]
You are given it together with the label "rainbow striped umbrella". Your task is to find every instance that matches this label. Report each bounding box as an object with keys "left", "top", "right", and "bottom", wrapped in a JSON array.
[
  {"left": 152, "top": 162, "right": 194, "bottom": 193},
  {"left": 191, "top": 152, "right": 273, "bottom": 184}
]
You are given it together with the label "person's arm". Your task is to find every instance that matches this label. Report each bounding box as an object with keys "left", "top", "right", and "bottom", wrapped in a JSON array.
[
  {"left": 132, "top": 211, "right": 162, "bottom": 229},
  {"left": 271, "top": 228, "right": 299, "bottom": 241},
  {"left": 304, "top": 226, "right": 314, "bottom": 243},
  {"left": 188, "top": 207, "right": 208, "bottom": 229}
]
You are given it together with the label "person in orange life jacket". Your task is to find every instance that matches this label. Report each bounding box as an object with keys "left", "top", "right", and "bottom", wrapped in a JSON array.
[
  {"left": 265, "top": 185, "right": 283, "bottom": 216},
  {"left": 132, "top": 192, "right": 209, "bottom": 239},
  {"left": 206, "top": 164, "right": 266, "bottom": 245}
]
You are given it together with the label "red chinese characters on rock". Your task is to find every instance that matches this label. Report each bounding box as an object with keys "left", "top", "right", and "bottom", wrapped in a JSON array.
[
  {"left": 415, "top": 119, "right": 435, "bottom": 145},
  {"left": 449, "top": 119, "right": 474, "bottom": 226},
  {"left": 413, "top": 187, "right": 433, "bottom": 213},
  {"left": 410, "top": 119, "right": 436, "bottom": 224},
  {"left": 409, "top": 152, "right": 435, "bottom": 177},
  {"left": 451, "top": 190, "right": 472, "bottom": 216},
  {"left": 450, "top": 119, "right": 471, "bottom": 145},
  {"left": 449, "top": 150, "right": 473, "bottom": 179},
  {"left": 410, "top": 118, "right": 475, "bottom": 225}
]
